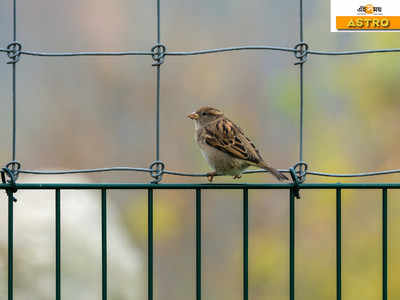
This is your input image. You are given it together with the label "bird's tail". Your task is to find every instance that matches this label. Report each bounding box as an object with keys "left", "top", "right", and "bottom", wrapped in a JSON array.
[{"left": 258, "top": 161, "right": 288, "bottom": 181}]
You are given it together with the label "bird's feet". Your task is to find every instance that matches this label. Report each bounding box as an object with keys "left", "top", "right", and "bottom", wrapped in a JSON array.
[
  {"left": 207, "top": 171, "right": 217, "bottom": 182},
  {"left": 233, "top": 174, "right": 242, "bottom": 180}
]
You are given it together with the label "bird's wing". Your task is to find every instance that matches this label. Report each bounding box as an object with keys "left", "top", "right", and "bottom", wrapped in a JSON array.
[{"left": 202, "top": 118, "right": 263, "bottom": 164}]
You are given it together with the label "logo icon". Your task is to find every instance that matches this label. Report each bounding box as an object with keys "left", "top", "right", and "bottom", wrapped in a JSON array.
[
  {"left": 357, "top": 4, "right": 382, "bottom": 15},
  {"left": 364, "top": 4, "right": 374, "bottom": 14}
]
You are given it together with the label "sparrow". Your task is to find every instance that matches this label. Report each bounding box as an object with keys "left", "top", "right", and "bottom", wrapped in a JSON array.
[{"left": 188, "top": 106, "right": 288, "bottom": 182}]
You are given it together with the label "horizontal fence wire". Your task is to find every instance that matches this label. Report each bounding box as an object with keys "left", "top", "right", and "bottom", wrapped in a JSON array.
[
  {"left": 2, "top": 46, "right": 400, "bottom": 57},
  {"left": 10, "top": 166, "right": 400, "bottom": 178},
  {"left": 0, "top": 48, "right": 154, "bottom": 56}
]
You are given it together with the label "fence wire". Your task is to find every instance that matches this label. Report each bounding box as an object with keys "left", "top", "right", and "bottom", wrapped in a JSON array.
[
  {"left": 2, "top": 0, "right": 400, "bottom": 187},
  {"left": 3, "top": 45, "right": 400, "bottom": 58}
]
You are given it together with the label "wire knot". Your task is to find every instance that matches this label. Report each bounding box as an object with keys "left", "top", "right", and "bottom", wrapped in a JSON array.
[
  {"left": 293, "top": 161, "right": 308, "bottom": 183},
  {"left": 151, "top": 44, "right": 166, "bottom": 66},
  {"left": 289, "top": 161, "right": 308, "bottom": 199},
  {"left": 1, "top": 161, "right": 21, "bottom": 202},
  {"left": 294, "top": 42, "right": 308, "bottom": 65},
  {"left": 149, "top": 160, "right": 165, "bottom": 183},
  {"left": 6, "top": 41, "right": 22, "bottom": 64}
]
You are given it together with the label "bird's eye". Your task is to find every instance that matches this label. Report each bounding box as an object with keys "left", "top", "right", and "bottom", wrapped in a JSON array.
[{"left": 202, "top": 112, "right": 207, "bottom": 116}]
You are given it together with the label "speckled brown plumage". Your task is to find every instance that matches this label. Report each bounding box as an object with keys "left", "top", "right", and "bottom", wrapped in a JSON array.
[{"left": 188, "top": 106, "right": 288, "bottom": 182}]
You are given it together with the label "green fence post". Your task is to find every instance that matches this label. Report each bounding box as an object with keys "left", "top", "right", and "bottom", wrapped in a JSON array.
[
  {"left": 55, "top": 189, "right": 61, "bottom": 300},
  {"left": 101, "top": 189, "right": 107, "bottom": 300},
  {"left": 148, "top": 189, "right": 154, "bottom": 300},
  {"left": 8, "top": 193, "right": 14, "bottom": 300},
  {"left": 290, "top": 188, "right": 295, "bottom": 300},
  {"left": 196, "top": 188, "right": 202, "bottom": 300},
  {"left": 382, "top": 188, "right": 387, "bottom": 300},
  {"left": 243, "top": 188, "right": 248, "bottom": 300},
  {"left": 336, "top": 188, "right": 342, "bottom": 300}
]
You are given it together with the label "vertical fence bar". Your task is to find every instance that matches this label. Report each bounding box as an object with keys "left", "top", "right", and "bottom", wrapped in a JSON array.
[
  {"left": 8, "top": 193, "right": 14, "bottom": 300},
  {"left": 299, "top": 63, "right": 304, "bottom": 163},
  {"left": 148, "top": 188, "right": 154, "bottom": 300},
  {"left": 243, "top": 188, "right": 248, "bottom": 300},
  {"left": 12, "top": 59, "right": 16, "bottom": 160},
  {"left": 101, "top": 189, "right": 107, "bottom": 300},
  {"left": 155, "top": 0, "right": 161, "bottom": 161},
  {"left": 336, "top": 188, "right": 342, "bottom": 300},
  {"left": 8, "top": 0, "right": 17, "bottom": 296},
  {"left": 11, "top": 0, "right": 17, "bottom": 161},
  {"left": 298, "top": 0, "right": 304, "bottom": 164},
  {"left": 382, "top": 188, "right": 387, "bottom": 300},
  {"left": 196, "top": 188, "right": 202, "bottom": 300},
  {"left": 55, "top": 189, "right": 61, "bottom": 300},
  {"left": 155, "top": 65, "right": 161, "bottom": 161},
  {"left": 290, "top": 188, "right": 295, "bottom": 300}
]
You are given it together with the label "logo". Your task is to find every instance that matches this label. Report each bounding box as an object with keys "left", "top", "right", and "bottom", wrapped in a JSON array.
[
  {"left": 357, "top": 4, "right": 382, "bottom": 15},
  {"left": 332, "top": 0, "right": 400, "bottom": 32}
]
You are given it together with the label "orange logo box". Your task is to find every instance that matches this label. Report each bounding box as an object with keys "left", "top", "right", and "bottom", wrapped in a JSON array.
[{"left": 336, "top": 16, "right": 400, "bottom": 30}]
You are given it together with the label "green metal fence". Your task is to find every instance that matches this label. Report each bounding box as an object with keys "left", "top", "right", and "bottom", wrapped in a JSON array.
[{"left": 0, "top": 182, "right": 392, "bottom": 300}]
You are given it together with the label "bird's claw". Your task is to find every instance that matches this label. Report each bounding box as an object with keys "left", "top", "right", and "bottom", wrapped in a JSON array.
[
  {"left": 207, "top": 172, "right": 216, "bottom": 182},
  {"left": 233, "top": 175, "right": 242, "bottom": 180}
]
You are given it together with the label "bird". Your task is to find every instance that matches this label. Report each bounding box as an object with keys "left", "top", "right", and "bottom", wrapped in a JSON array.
[{"left": 188, "top": 106, "right": 288, "bottom": 182}]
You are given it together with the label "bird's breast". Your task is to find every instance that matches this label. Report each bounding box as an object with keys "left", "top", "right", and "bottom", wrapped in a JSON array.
[{"left": 198, "top": 142, "right": 249, "bottom": 175}]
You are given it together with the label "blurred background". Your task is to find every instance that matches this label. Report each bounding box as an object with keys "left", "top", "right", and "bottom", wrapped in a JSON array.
[{"left": 1, "top": 0, "right": 400, "bottom": 299}]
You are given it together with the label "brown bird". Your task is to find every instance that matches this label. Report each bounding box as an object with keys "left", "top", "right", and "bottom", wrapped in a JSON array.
[{"left": 188, "top": 106, "right": 288, "bottom": 182}]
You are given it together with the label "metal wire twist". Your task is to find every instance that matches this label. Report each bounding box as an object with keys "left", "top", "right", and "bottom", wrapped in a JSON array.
[
  {"left": 149, "top": 160, "right": 165, "bottom": 183},
  {"left": 289, "top": 162, "right": 308, "bottom": 199},
  {"left": 7, "top": 161, "right": 20, "bottom": 180},
  {"left": 1, "top": 168, "right": 16, "bottom": 186},
  {"left": 6, "top": 41, "right": 21, "bottom": 64},
  {"left": 294, "top": 42, "right": 309, "bottom": 65},
  {"left": 151, "top": 44, "right": 166, "bottom": 66},
  {"left": 1, "top": 161, "right": 20, "bottom": 202},
  {"left": 293, "top": 161, "right": 308, "bottom": 182}
]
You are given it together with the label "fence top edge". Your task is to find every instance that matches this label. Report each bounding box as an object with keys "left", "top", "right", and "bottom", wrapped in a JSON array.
[{"left": 0, "top": 183, "right": 399, "bottom": 190}]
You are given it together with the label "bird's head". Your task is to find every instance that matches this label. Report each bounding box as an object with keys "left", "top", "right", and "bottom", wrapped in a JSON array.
[{"left": 188, "top": 106, "right": 224, "bottom": 127}]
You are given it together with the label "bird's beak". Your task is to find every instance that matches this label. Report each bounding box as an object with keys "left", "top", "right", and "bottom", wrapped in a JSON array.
[{"left": 188, "top": 112, "right": 199, "bottom": 120}]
